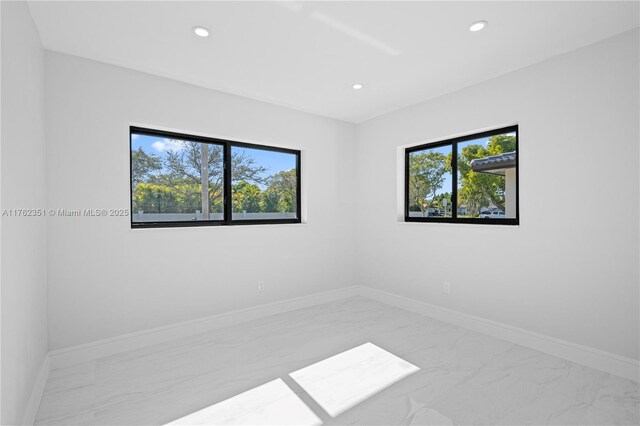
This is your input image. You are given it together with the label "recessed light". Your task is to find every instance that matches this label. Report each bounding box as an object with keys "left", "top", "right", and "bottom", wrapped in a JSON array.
[
  {"left": 469, "top": 20, "right": 488, "bottom": 32},
  {"left": 193, "top": 26, "right": 210, "bottom": 37},
  {"left": 352, "top": 83, "right": 364, "bottom": 90}
]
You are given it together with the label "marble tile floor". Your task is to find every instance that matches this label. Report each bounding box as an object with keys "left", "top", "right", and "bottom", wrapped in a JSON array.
[{"left": 35, "top": 297, "right": 639, "bottom": 425}]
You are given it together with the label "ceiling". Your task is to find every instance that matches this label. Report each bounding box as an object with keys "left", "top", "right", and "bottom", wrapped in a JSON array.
[{"left": 28, "top": 1, "right": 639, "bottom": 123}]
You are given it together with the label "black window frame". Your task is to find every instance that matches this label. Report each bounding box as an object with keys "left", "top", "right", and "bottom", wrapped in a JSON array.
[
  {"left": 130, "top": 126, "right": 302, "bottom": 229},
  {"left": 405, "top": 125, "right": 519, "bottom": 226}
]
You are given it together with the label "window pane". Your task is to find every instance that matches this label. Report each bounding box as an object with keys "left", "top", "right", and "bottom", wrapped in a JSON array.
[
  {"left": 457, "top": 130, "right": 517, "bottom": 219},
  {"left": 231, "top": 146, "right": 298, "bottom": 221},
  {"left": 131, "top": 133, "right": 224, "bottom": 223},
  {"left": 408, "top": 145, "right": 453, "bottom": 218}
]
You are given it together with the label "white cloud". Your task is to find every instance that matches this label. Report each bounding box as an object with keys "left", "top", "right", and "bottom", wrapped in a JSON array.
[{"left": 151, "top": 139, "right": 185, "bottom": 153}]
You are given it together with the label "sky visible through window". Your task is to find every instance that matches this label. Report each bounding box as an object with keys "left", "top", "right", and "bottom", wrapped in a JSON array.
[
  {"left": 132, "top": 134, "right": 296, "bottom": 189},
  {"left": 232, "top": 146, "right": 296, "bottom": 190}
]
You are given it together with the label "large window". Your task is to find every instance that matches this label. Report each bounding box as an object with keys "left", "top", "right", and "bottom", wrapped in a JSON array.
[
  {"left": 130, "top": 127, "right": 301, "bottom": 228},
  {"left": 405, "top": 126, "right": 518, "bottom": 225}
]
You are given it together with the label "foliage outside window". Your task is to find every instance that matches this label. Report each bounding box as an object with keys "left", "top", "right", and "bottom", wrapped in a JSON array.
[
  {"left": 130, "top": 127, "right": 301, "bottom": 228},
  {"left": 405, "top": 126, "right": 518, "bottom": 225}
]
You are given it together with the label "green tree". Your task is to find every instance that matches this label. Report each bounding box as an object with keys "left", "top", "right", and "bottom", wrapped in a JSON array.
[
  {"left": 163, "top": 142, "right": 224, "bottom": 211},
  {"left": 132, "top": 140, "right": 293, "bottom": 216},
  {"left": 162, "top": 141, "right": 266, "bottom": 212},
  {"left": 131, "top": 147, "right": 162, "bottom": 185},
  {"left": 132, "top": 183, "right": 180, "bottom": 214},
  {"left": 232, "top": 181, "right": 263, "bottom": 213},
  {"left": 408, "top": 151, "right": 450, "bottom": 216},
  {"left": 458, "top": 134, "right": 516, "bottom": 214},
  {"left": 262, "top": 187, "right": 280, "bottom": 212},
  {"left": 263, "top": 169, "right": 297, "bottom": 212},
  {"left": 431, "top": 192, "right": 452, "bottom": 213}
]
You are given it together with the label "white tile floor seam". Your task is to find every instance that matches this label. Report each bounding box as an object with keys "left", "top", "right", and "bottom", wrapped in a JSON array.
[{"left": 35, "top": 297, "right": 639, "bottom": 425}]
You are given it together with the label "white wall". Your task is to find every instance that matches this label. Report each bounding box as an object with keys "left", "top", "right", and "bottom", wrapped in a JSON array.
[
  {"left": 44, "top": 52, "right": 357, "bottom": 350},
  {"left": 34, "top": 18, "right": 640, "bottom": 369},
  {"left": 356, "top": 29, "right": 639, "bottom": 361},
  {"left": 1, "top": 1, "right": 49, "bottom": 424}
]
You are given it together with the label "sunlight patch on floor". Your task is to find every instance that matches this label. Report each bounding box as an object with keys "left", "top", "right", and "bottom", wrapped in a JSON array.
[
  {"left": 164, "top": 378, "right": 322, "bottom": 426},
  {"left": 290, "top": 342, "right": 420, "bottom": 417}
]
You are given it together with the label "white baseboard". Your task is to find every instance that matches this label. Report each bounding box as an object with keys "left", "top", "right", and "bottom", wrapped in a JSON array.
[
  {"left": 22, "top": 355, "right": 50, "bottom": 426},
  {"left": 49, "top": 286, "right": 360, "bottom": 369},
  {"left": 47, "top": 284, "right": 638, "bottom": 383},
  {"left": 359, "top": 286, "right": 639, "bottom": 382}
]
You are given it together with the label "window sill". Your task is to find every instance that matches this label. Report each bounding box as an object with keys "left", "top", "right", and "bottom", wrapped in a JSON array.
[
  {"left": 396, "top": 220, "right": 520, "bottom": 228},
  {"left": 130, "top": 221, "right": 307, "bottom": 230}
]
